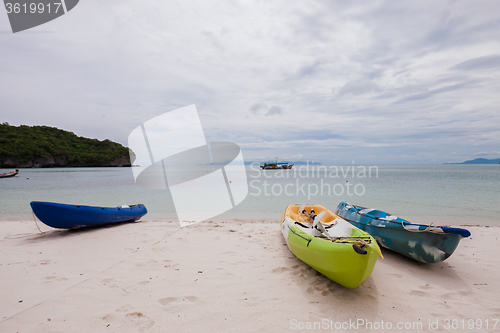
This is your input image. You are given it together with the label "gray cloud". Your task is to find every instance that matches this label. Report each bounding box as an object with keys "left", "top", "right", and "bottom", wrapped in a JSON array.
[
  {"left": 474, "top": 151, "right": 491, "bottom": 156},
  {"left": 337, "top": 79, "right": 382, "bottom": 96},
  {"left": 249, "top": 103, "right": 282, "bottom": 116},
  {"left": 450, "top": 54, "right": 500, "bottom": 71},
  {"left": 394, "top": 82, "right": 473, "bottom": 104},
  {"left": 249, "top": 102, "right": 268, "bottom": 114},
  {"left": 266, "top": 105, "right": 283, "bottom": 116},
  {"left": 1, "top": 1, "right": 500, "bottom": 164}
]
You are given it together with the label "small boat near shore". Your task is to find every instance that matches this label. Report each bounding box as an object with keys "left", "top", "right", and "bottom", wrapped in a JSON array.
[
  {"left": 0, "top": 169, "right": 19, "bottom": 178},
  {"left": 30, "top": 201, "right": 148, "bottom": 229},
  {"left": 335, "top": 202, "right": 471, "bottom": 263},
  {"left": 261, "top": 161, "right": 293, "bottom": 170},
  {"left": 281, "top": 204, "right": 382, "bottom": 288}
]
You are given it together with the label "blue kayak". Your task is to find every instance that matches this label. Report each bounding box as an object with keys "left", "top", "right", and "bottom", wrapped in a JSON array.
[
  {"left": 30, "top": 201, "right": 148, "bottom": 229},
  {"left": 336, "top": 202, "right": 471, "bottom": 263}
]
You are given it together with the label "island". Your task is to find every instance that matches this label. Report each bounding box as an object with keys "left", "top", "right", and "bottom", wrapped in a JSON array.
[
  {"left": 445, "top": 158, "right": 500, "bottom": 165},
  {"left": 0, "top": 123, "right": 132, "bottom": 168}
]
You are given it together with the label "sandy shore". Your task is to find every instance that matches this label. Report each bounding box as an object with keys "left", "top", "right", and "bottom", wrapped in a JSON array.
[{"left": 0, "top": 219, "right": 499, "bottom": 332}]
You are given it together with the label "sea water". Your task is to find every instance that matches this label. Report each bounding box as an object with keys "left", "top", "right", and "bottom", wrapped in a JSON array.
[{"left": 0, "top": 164, "right": 498, "bottom": 226}]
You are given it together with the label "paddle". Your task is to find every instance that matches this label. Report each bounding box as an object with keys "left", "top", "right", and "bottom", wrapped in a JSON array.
[
  {"left": 312, "top": 211, "right": 326, "bottom": 228},
  {"left": 298, "top": 204, "right": 306, "bottom": 217},
  {"left": 312, "top": 211, "right": 331, "bottom": 240}
]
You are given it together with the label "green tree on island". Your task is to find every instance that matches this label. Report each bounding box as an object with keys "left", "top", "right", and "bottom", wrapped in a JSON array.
[{"left": 0, "top": 123, "right": 132, "bottom": 168}]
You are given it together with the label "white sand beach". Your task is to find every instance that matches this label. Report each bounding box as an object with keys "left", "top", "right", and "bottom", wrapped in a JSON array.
[{"left": 0, "top": 220, "right": 499, "bottom": 332}]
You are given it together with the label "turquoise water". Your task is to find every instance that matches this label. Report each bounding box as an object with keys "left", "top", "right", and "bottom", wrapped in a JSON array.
[{"left": 1, "top": 165, "right": 499, "bottom": 225}]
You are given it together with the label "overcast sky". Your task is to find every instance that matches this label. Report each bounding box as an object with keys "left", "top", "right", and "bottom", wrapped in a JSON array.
[{"left": 1, "top": 1, "right": 499, "bottom": 164}]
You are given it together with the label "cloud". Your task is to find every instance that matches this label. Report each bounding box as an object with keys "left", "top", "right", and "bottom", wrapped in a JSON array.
[
  {"left": 451, "top": 54, "right": 500, "bottom": 71},
  {"left": 266, "top": 106, "right": 283, "bottom": 116},
  {"left": 474, "top": 151, "right": 500, "bottom": 156},
  {"left": 397, "top": 85, "right": 429, "bottom": 96},
  {"left": 474, "top": 151, "right": 491, "bottom": 156},
  {"left": 2, "top": 1, "right": 500, "bottom": 164},
  {"left": 249, "top": 102, "right": 268, "bottom": 114},
  {"left": 394, "top": 82, "right": 473, "bottom": 104},
  {"left": 249, "top": 103, "right": 282, "bottom": 116},
  {"left": 337, "top": 79, "right": 382, "bottom": 96}
]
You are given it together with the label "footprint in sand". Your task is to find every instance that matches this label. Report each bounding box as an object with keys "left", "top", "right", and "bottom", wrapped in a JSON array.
[
  {"left": 158, "top": 297, "right": 176, "bottom": 305},
  {"left": 164, "top": 262, "right": 179, "bottom": 269},
  {"left": 125, "top": 311, "right": 155, "bottom": 331},
  {"left": 386, "top": 273, "right": 403, "bottom": 278},
  {"left": 271, "top": 267, "right": 289, "bottom": 273},
  {"left": 306, "top": 286, "right": 326, "bottom": 294},
  {"left": 409, "top": 290, "right": 429, "bottom": 297},
  {"left": 115, "top": 304, "right": 135, "bottom": 312},
  {"left": 44, "top": 276, "right": 68, "bottom": 283},
  {"left": 102, "top": 313, "right": 117, "bottom": 322},
  {"left": 101, "top": 277, "right": 120, "bottom": 285},
  {"left": 158, "top": 296, "right": 198, "bottom": 306},
  {"left": 121, "top": 280, "right": 151, "bottom": 293},
  {"left": 419, "top": 283, "right": 433, "bottom": 290},
  {"left": 127, "top": 311, "right": 145, "bottom": 318}
]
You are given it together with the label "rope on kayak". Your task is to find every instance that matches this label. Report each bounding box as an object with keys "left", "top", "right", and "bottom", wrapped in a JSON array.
[
  {"left": 356, "top": 238, "right": 383, "bottom": 259},
  {"left": 288, "top": 226, "right": 312, "bottom": 246},
  {"left": 331, "top": 236, "right": 373, "bottom": 243},
  {"left": 32, "top": 211, "right": 47, "bottom": 235},
  {"left": 347, "top": 205, "right": 445, "bottom": 234},
  {"left": 292, "top": 221, "right": 375, "bottom": 244},
  {"left": 401, "top": 221, "right": 433, "bottom": 232},
  {"left": 290, "top": 223, "right": 383, "bottom": 258},
  {"left": 3, "top": 212, "right": 48, "bottom": 239},
  {"left": 329, "top": 236, "right": 383, "bottom": 259}
]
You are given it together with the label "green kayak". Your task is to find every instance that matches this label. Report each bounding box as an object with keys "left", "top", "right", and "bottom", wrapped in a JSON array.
[{"left": 280, "top": 204, "right": 382, "bottom": 288}]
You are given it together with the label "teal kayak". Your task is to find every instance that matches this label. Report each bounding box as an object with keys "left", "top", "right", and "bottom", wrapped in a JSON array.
[{"left": 336, "top": 202, "right": 471, "bottom": 263}]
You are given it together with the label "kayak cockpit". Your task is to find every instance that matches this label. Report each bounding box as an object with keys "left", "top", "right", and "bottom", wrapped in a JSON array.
[
  {"left": 285, "top": 204, "right": 380, "bottom": 242},
  {"left": 281, "top": 203, "right": 383, "bottom": 288}
]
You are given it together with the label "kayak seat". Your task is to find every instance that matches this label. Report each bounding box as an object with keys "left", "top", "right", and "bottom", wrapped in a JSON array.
[{"left": 288, "top": 204, "right": 338, "bottom": 223}]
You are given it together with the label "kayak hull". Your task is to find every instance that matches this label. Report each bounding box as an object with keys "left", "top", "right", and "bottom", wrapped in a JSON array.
[
  {"left": 336, "top": 202, "right": 470, "bottom": 263},
  {"left": 30, "top": 201, "right": 147, "bottom": 229},
  {"left": 281, "top": 204, "right": 381, "bottom": 288}
]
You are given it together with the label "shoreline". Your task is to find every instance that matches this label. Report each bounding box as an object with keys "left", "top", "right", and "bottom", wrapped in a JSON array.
[
  {"left": 1, "top": 220, "right": 499, "bottom": 332},
  {"left": 2, "top": 216, "right": 498, "bottom": 228}
]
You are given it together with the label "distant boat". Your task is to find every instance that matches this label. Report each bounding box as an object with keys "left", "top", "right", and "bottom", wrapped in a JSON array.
[
  {"left": 336, "top": 202, "right": 471, "bottom": 263},
  {"left": 260, "top": 161, "right": 293, "bottom": 170},
  {"left": 0, "top": 169, "right": 19, "bottom": 178},
  {"left": 30, "top": 201, "right": 148, "bottom": 229}
]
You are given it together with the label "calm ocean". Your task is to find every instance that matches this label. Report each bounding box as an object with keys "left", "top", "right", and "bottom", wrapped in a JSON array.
[{"left": 1, "top": 164, "right": 498, "bottom": 226}]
